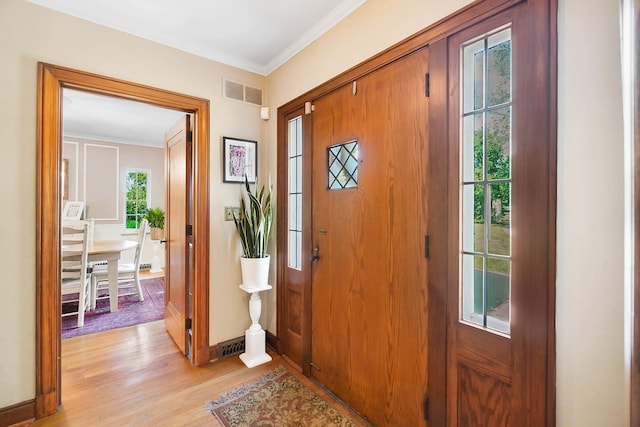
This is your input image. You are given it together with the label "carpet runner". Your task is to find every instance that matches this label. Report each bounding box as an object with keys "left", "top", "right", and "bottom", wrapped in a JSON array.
[
  {"left": 62, "top": 277, "right": 165, "bottom": 339},
  {"left": 207, "top": 366, "right": 362, "bottom": 426}
]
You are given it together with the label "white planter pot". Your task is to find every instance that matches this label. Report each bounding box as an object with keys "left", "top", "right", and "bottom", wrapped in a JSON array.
[{"left": 240, "top": 255, "right": 270, "bottom": 289}]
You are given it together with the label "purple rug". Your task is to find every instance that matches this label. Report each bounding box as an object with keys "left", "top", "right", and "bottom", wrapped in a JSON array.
[{"left": 62, "top": 277, "right": 165, "bottom": 339}]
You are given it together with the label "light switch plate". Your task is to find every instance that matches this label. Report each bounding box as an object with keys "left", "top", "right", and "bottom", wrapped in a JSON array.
[{"left": 225, "top": 206, "right": 240, "bottom": 221}]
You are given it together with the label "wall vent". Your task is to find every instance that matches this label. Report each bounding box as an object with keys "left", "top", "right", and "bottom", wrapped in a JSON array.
[
  {"left": 218, "top": 336, "right": 245, "bottom": 359},
  {"left": 224, "top": 79, "right": 263, "bottom": 106}
]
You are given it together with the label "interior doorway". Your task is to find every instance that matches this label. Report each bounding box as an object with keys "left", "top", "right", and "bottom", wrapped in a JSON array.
[
  {"left": 35, "top": 63, "right": 210, "bottom": 419},
  {"left": 60, "top": 88, "right": 181, "bottom": 339}
]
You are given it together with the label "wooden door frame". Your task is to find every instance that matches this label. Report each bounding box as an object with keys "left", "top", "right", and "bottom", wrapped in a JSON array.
[
  {"left": 277, "top": 0, "right": 555, "bottom": 424},
  {"left": 35, "top": 63, "right": 210, "bottom": 419},
  {"left": 277, "top": 1, "right": 533, "bottom": 374}
]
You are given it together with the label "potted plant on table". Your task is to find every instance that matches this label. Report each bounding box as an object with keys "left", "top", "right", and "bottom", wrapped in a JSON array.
[
  {"left": 144, "top": 207, "right": 165, "bottom": 240},
  {"left": 233, "top": 175, "right": 272, "bottom": 289}
]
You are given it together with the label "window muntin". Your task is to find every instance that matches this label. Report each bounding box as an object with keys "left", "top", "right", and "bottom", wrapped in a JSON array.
[
  {"left": 125, "top": 169, "right": 149, "bottom": 229},
  {"left": 461, "top": 28, "right": 512, "bottom": 335},
  {"left": 288, "top": 116, "right": 303, "bottom": 270}
]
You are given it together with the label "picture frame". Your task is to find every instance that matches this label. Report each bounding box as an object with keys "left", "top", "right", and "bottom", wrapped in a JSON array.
[
  {"left": 62, "top": 201, "right": 85, "bottom": 221},
  {"left": 223, "top": 137, "right": 257, "bottom": 183}
]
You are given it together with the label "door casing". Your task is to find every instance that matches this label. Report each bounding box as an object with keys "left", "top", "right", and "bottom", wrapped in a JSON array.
[{"left": 35, "top": 63, "right": 210, "bottom": 419}]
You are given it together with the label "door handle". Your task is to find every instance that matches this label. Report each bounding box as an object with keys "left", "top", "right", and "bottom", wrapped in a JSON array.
[{"left": 311, "top": 244, "right": 320, "bottom": 262}]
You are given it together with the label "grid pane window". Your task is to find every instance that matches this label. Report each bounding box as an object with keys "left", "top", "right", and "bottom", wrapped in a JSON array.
[
  {"left": 288, "top": 116, "right": 303, "bottom": 270},
  {"left": 125, "top": 170, "right": 148, "bottom": 229},
  {"left": 461, "top": 28, "right": 512, "bottom": 335}
]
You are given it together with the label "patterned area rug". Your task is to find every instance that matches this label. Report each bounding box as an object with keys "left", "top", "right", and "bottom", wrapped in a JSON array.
[
  {"left": 62, "top": 277, "right": 164, "bottom": 339},
  {"left": 207, "top": 366, "right": 360, "bottom": 426}
]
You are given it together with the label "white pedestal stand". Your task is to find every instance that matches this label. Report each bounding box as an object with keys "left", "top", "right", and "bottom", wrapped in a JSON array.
[
  {"left": 239, "top": 284, "right": 272, "bottom": 368},
  {"left": 150, "top": 240, "right": 163, "bottom": 273}
]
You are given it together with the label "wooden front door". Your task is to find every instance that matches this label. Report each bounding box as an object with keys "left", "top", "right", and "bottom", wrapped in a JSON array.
[
  {"left": 310, "top": 48, "right": 430, "bottom": 426},
  {"left": 164, "top": 115, "right": 192, "bottom": 356}
]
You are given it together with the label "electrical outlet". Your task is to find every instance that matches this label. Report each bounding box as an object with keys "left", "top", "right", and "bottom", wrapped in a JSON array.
[{"left": 224, "top": 206, "right": 240, "bottom": 221}]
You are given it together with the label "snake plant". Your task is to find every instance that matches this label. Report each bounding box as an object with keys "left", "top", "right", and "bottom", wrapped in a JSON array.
[{"left": 233, "top": 175, "right": 272, "bottom": 258}]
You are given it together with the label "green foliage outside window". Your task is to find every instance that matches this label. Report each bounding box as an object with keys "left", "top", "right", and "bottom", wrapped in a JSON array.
[
  {"left": 473, "top": 41, "right": 511, "bottom": 226},
  {"left": 473, "top": 123, "right": 510, "bottom": 225},
  {"left": 126, "top": 171, "right": 148, "bottom": 229}
]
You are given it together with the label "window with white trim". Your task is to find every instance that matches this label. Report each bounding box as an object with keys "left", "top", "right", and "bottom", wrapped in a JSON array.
[
  {"left": 460, "top": 28, "right": 512, "bottom": 335},
  {"left": 124, "top": 169, "right": 149, "bottom": 229}
]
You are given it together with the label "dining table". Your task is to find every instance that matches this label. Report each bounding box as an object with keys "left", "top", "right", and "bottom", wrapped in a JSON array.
[{"left": 63, "top": 239, "right": 138, "bottom": 312}]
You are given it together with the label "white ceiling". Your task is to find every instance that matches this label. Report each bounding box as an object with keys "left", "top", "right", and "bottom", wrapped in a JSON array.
[
  {"left": 26, "top": 0, "right": 367, "bottom": 76},
  {"left": 62, "top": 89, "right": 186, "bottom": 147},
  {"left": 32, "top": 0, "right": 368, "bottom": 147}
]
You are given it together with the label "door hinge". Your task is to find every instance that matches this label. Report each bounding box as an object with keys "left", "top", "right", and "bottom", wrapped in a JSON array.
[
  {"left": 185, "top": 318, "right": 192, "bottom": 330},
  {"left": 423, "top": 395, "right": 429, "bottom": 421},
  {"left": 425, "top": 73, "right": 430, "bottom": 97},
  {"left": 187, "top": 130, "right": 193, "bottom": 141},
  {"left": 425, "top": 235, "right": 430, "bottom": 259},
  {"left": 186, "top": 224, "right": 193, "bottom": 236}
]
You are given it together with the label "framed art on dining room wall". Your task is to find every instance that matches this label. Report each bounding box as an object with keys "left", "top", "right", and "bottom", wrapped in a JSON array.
[{"left": 223, "top": 136, "right": 257, "bottom": 183}]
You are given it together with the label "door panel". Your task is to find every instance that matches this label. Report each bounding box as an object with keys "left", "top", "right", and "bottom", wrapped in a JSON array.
[
  {"left": 311, "top": 48, "right": 429, "bottom": 426},
  {"left": 444, "top": 17, "right": 517, "bottom": 425},
  {"left": 164, "top": 115, "right": 192, "bottom": 355},
  {"left": 279, "top": 109, "right": 312, "bottom": 370},
  {"left": 430, "top": 3, "right": 554, "bottom": 425}
]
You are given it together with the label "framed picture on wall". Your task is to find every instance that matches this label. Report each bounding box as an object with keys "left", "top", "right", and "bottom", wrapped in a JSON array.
[
  {"left": 223, "top": 137, "right": 257, "bottom": 183},
  {"left": 62, "top": 201, "right": 85, "bottom": 221}
]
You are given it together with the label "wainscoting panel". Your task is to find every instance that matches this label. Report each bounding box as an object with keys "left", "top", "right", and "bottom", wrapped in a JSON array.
[{"left": 83, "top": 143, "right": 119, "bottom": 220}]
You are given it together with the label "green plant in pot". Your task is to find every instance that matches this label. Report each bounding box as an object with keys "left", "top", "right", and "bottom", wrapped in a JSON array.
[
  {"left": 144, "top": 207, "right": 165, "bottom": 240},
  {"left": 233, "top": 175, "right": 272, "bottom": 289}
]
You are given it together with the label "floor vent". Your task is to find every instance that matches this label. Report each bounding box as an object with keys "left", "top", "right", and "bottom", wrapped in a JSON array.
[{"left": 218, "top": 336, "right": 245, "bottom": 360}]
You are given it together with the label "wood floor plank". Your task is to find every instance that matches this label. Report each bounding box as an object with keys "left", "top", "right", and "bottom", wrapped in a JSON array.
[{"left": 30, "top": 320, "right": 366, "bottom": 426}]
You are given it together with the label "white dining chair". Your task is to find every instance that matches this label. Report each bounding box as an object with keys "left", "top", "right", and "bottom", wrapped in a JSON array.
[
  {"left": 91, "top": 219, "right": 148, "bottom": 309},
  {"left": 61, "top": 223, "right": 91, "bottom": 327}
]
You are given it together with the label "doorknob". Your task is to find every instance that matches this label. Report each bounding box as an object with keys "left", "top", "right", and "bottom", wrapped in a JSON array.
[{"left": 311, "top": 244, "right": 320, "bottom": 262}]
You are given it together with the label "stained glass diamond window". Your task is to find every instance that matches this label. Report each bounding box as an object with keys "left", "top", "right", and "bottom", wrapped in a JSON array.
[{"left": 328, "top": 140, "right": 359, "bottom": 190}]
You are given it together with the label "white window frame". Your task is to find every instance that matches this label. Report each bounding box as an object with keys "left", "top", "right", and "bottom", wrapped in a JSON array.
[{"left": 123, "top": 167, "right": 151, "bottom": 230}]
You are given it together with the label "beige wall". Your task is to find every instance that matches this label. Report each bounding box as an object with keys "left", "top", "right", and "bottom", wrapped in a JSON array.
[
  {"left": 0, "top": 0, "right": 631, "bottom": 425},
  {"left": 556, "top": 0, "right": 628, "bottom": 425},
  {"left": 64, "top": 137, "right": 166, "bottom": 224},
  {"left": 0, "top": 0, "right": 265, "bottom": 407}
]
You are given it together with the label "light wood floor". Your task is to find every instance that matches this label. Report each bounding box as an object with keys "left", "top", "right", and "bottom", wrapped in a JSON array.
[{"left": 30, "top": 320, "right": 367, "bottom": 426}]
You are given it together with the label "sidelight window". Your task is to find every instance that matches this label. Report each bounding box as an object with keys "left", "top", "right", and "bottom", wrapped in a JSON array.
[
  {"left": 460, "top": 28, "right": 512, "bottom": 335},
  {"left": 288, "top": 116, "right": 303, "bottom": 270}
]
